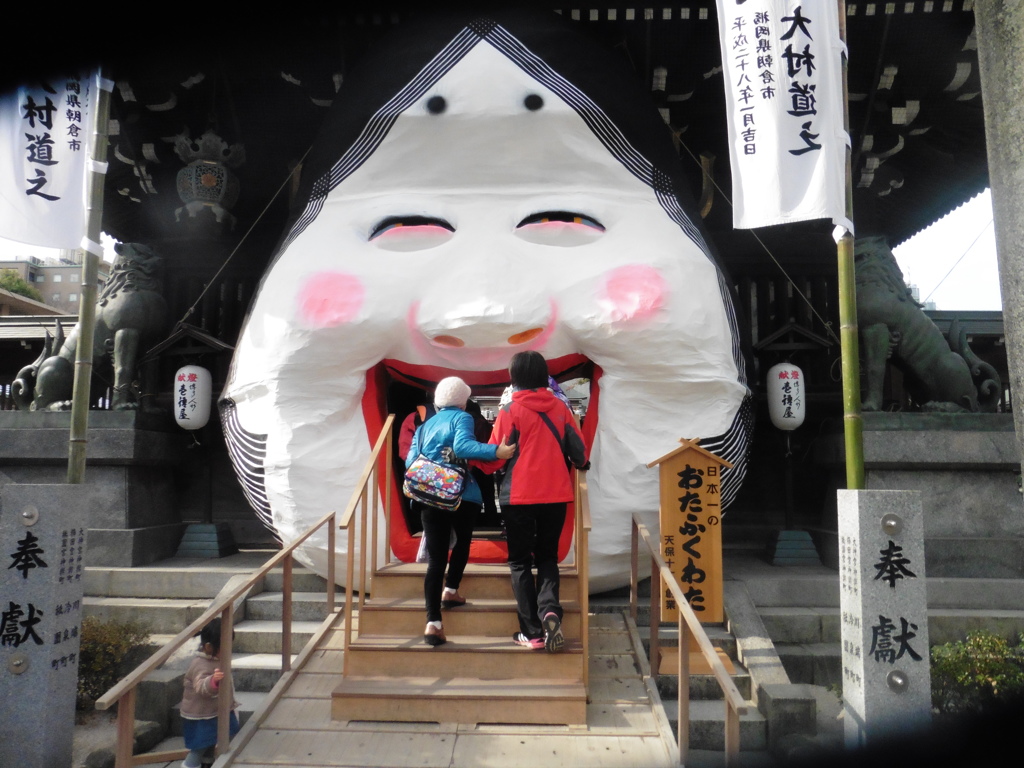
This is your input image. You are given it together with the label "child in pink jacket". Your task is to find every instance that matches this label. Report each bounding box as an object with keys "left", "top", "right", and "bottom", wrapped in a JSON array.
[{"left": 179, "top": 618, "right": 239, "bottom": 767}]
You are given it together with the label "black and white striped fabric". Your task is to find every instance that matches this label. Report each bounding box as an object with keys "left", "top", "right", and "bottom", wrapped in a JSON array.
[
  {"left": 697, "top": 394, "right": 755, "bottom": 512},
  {"left": 219, "top": 398, "right": 275, "bottom": 534}
]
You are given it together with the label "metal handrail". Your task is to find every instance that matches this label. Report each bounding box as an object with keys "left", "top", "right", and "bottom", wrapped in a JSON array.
[
  {"left": 94, "top": 415, "right": 395, "bottom": 768},
  {"left": 630, "top": 516, "right": 747, "bottom": 767}
]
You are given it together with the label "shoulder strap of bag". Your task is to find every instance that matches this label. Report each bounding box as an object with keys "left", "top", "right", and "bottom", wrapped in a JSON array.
[{"left": 537, "top": 410, "right": 565, "bottom": 448}]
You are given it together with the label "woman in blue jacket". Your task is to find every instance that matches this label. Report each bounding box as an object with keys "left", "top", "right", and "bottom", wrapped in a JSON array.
[{"left": 407, "top": 376, "right": 515, "bottom": 646}]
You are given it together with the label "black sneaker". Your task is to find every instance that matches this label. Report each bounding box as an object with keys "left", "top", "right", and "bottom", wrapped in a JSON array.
[
  {"left": 542, "top": 612, "right": 564, "bottom": 653},
  {"left": 512, "top": 632, "right": 545, "bottom": 650}
]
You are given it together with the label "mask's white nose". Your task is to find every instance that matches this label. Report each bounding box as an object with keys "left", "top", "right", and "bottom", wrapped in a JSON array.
[{"left": 414, "top": 292, "right": 553, "bottom": 350}]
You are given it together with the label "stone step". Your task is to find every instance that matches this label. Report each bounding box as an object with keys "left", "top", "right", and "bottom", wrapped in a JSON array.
[
  {"left": 332, "top": 675, "right": 587, "bottom": 725},
  {"left": 759, "top": 607, "right": 841, "bottom": 645},
  {"left": 232, "top": 620, "right": 323, "bottom": 654},
  {"left": 144, "top": 648, "right": 293, "bottom": 696},
  {"left": 774, "top": 643, "right": 842, "bottom": 687},
  {"left": 84, "top": 596, "right": 216, "bottom": 634},
  {"left": 926, "top": 578, "right": 1024, "bottom": 610},
  {"left": 245, "top": 591, "right": 332, "bottom": 622},
  {"left": 83, "top": 552, "right": 278, "bottom": 599},
  {"left": 83, "top": 552, "right": 330, "bottom": 600},
  {"left": 638, "top": 624, "right": 738, "bottom": 658},
  {"left": 762, "top": 606, "right": 1024, "bottom": 646},
  {"left": 741, "top": 571, "right": 1024, "bottom": 613},
  {"left": 231, "top": 652, "right": 296, "bottom": 692},
  {"left": 739, "top": 576, "right": 840, "bottom": 610},
  {"left": 263, "top": 569, "right": 329, "bottom": 594},
  {"left": 927, "top": 608, "right": 1024, "bottom": 644},
  {"left": 682, "top": 749, "right": 779, "bottom": 768},
  {"left": 656, "top": 667, "right": 753, "bottom": 702},
  {"left": 662, "top": 698, "right": 767, "bottom": 752}
]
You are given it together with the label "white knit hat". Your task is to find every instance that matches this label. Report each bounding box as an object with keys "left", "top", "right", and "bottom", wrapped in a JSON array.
[{"left": 434, "top": 376, "right": 471, "bottom": 409}]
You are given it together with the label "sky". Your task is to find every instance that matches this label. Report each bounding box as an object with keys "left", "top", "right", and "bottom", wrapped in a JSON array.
[
  {"left": 0, "top": 232, "right": 117, "bottom": 264},
  {"left": 0, "top": 190, "right": 1003, "bottom": 312},
  {"left": 892, "top": 188, "right": 1002, "bottom": 312}
]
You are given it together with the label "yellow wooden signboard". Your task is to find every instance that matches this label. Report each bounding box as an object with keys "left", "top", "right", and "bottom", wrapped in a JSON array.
[{"left": 647, "top": 438, "right": 733, "bottom": 625}]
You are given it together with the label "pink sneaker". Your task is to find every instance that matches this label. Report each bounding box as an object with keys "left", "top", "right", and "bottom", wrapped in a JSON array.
[
  {"left": 513, "top": 632, "right": 544, "bottom": 650},
  {"left": 543, "top": 612, "right": 564, "bottom": 653}
]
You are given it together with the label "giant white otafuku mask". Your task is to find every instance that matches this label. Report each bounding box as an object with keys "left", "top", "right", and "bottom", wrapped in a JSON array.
[{"left": 221, "top": 13, "right": 752, "bottom": 591}]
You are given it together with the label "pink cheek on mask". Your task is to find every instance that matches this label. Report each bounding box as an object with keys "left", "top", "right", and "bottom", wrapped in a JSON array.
[
  {"left": 298, "top": 272, "right": 365, "bottom": 328},
  {"left": 598, "top": 265, "right": 666, "bottom": 322}
]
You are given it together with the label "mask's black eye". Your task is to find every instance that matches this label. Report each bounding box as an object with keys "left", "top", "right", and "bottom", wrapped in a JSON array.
[
  {"left": 370, "top": 216, "right": 454, "bottom": 239},
  {"left": 369, "top": 216, "right": 455, "bottom": 252},
  {"left": 514, "top": 211, "right": 605, "bottom": 247},
  {"left": 516, "top": 211, "right": 605, "bottom": 231}
]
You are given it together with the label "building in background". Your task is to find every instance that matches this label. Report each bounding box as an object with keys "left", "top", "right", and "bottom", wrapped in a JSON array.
[{"left": 0, "top": 249, "right": 109, "bottom": 314}]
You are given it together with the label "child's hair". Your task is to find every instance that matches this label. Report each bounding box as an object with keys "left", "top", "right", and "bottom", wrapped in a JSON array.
[
  {"left": 199, "top": 618, "right": 224, "bottom": 652},
  {"left": 509, "top": 351, "right": 549, "bottom": 390}
]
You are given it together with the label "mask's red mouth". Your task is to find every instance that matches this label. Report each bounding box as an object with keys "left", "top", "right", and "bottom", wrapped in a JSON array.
[{"left": 361, "top": 354, "right": 600, "bottom": 563}]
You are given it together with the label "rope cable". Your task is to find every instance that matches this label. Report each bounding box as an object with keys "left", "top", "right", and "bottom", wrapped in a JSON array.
[
  {"left": 677, "top": 139, "right": 842, "bottom": 346},
  {"left": 175, "top": 143, "right": 314, "bottom": 328},
  {"left": 922, "top": 218, "right": 993, "bottom": 304}
]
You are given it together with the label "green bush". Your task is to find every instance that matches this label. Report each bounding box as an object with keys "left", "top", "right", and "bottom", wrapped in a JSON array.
[
  {"left": 931, "top": 630, "right": 1024, "bottom": 715},
  {"left": 77, "top": 616, "right": 151, "bottom": 710},
  {"left": 0, "top": 269, "right": 44, "bottom": 302}
]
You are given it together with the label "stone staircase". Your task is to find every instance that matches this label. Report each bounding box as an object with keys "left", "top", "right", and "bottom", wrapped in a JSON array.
[
  {"left": 331, "top": 562, "right": 587, "bottom": 725},
  {"left": 83, "top": 553, "right": 328, "bottom": 734},
  {"left": 760, "top": 573, "right": 1024, "bottom": 688},
  {"left": 591, "top": 592, "right": 771, "bottom": 762}
]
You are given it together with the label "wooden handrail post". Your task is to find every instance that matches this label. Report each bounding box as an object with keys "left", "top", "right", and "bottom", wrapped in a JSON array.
[
  {"left": 114, "top": 688, "right": 135, "bottom": 768},
  {"left": 630, "top": 518, "right": 639, "bottom": 624},
  {"left": 344, "top": 522, "right": 356, "bottom": 677},
  {"left": 282, "top": 556, "right": 293, "bottom": 673},
  {"left": 725, "top": 701, "right": 741, "bottom": 767},
  {"left": 649, "top": 555, "right": 661, "bottom": 680},
  {"left": 576, "top": 471, "right": 590, "bottom": 696},
  {"left": 216, "top": 604, "right": 234, "bottom": 757},
  {"left": 370, "top": 463, "right": 379, "bottom": 590},
  {"left": 385, "top": 426, "right": 393, "bottom": 565},
  {"left": 632, "top": 516, "right": 747, "bottom": 766},
  {"left": 327, "top": 513, "right": 336, "bottom": 613},
  {"left": 678, "top": 612, "right": 691, "bottom": 766},
  {"left": 359, "top": 487, "right": 368, "bottom": 614}
]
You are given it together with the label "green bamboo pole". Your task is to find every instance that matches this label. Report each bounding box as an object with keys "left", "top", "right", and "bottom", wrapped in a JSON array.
[
  {"left": 68, "top": 73, "right": 111, "bottom": 485},
  {"left": 837, "top": 2, "right": 865, "bottom": 490}
]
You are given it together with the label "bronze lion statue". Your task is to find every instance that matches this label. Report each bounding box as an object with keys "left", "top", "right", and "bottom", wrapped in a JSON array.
[
  {"left": 855, "top": 235, "right": 1000, "bottom": 412},
  {"left": 12, "top": 242, "right": 168, "bottom": 411}
]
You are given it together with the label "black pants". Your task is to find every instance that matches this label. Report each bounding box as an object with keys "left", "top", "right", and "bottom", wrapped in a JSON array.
[
  {"left": 420, "top": 500, "right": 478, "bottom": 623},
  {"left": 503, "top": 502, "right": 566, "bottom": 638}
]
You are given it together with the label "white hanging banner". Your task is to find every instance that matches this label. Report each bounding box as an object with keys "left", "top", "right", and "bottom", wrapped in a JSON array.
[
  {"left": 0, "top": 74, "right": 93, "bottom": 248},
  {"left": 715, "top": 1, "right": 850, "bottom": 233}
]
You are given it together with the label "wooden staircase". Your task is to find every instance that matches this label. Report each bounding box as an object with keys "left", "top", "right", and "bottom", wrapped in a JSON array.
[{"left": 331, "top": 561, "right": 588, "bottom": 726}]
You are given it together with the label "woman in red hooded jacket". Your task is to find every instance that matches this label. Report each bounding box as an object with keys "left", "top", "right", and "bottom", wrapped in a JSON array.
[{"left": 489, "top": 351, "right": 589, "bottom": 652}]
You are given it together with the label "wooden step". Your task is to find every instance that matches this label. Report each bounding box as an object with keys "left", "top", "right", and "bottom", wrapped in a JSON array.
[
  {"left": 345, "top": 634, "right": 585, "bottom": 679},
  {"left": 358, "top": 596, "right": 582, "bottom": 637},
  {"left": 371, "top": 563, "right": 580, "bottom": 600},
  {"left": 332, "top": 675, "right": 587, "bottom": 725}
]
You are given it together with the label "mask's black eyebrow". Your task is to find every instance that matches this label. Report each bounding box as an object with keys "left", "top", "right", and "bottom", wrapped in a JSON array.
[
  {"left": 515, "top": 211, "right": 605, "bottom": 231},
  {"left": 369, "top": 216, "right": 455, "bottom": 239}
]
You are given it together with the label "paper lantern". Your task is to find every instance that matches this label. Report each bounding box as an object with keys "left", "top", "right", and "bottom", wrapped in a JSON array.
[
  {"left": 174, "top": 365, "right": 212, "bottom": 430},
  {"left": 767, "top": 363, "right": 805, "bottom": 431}
]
